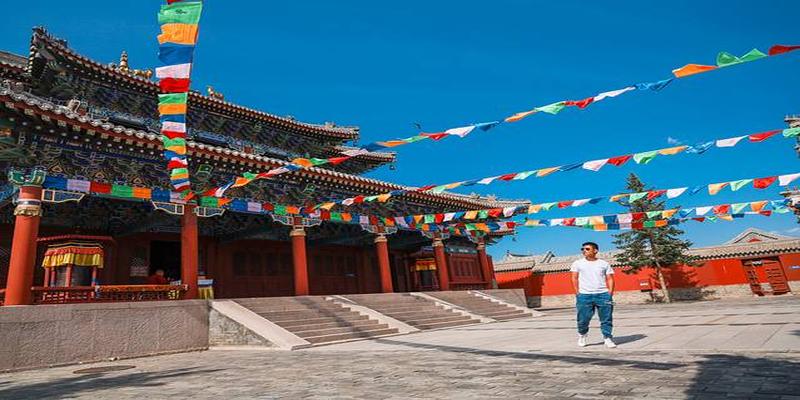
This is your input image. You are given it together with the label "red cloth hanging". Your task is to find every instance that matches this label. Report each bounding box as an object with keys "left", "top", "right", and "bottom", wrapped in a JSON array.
[
  {"left": 753, "top": 176, "right": 777, "bottom": 189},
  {"left": 607, "top": 155, "right": 633, "bottom": 166},
  {"left": 564, "top": 97, "right": 594, "bottom": 109},
  {"left": 748, "top": 130, "right": 780, "bottom": 142},
  {"left": 768, "top": 45, "right": 800, "bottom": 56}
]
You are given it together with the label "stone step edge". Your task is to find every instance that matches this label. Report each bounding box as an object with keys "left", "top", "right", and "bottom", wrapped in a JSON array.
[
  {"left": 469, "top": 290, "right": 544, "bottom": 318},
  {"left": 329, "top": 295, "right": 420, "bottom": 334},
  {"left": 211, "top": 300, "right": 312, "bottom": 350},
  {"left": 409, "top": 292, "right": 493, "bottom": 323}
]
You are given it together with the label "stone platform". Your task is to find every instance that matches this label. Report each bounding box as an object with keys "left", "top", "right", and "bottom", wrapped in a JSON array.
[{"left": 2, "top": 296, "right": 798, "bottom": 399}]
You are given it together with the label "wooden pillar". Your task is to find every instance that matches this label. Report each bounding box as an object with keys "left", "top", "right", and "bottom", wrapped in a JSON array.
[
  {"left": 432, "top": 236, "right": 449, "bottom": 291},
  {"left": 5, "top": 185, "right": 43, "bottom": 305},
  {"left": 291, "top": 224, "right": 309, "bottom": 296},
  {"left": 477, "top": 239, "right": 494, "bottom": 290},
  {"left": 181, "top": 205, "right": 199, "bottom": 299},
  {"left": 375, "top": 234, "right": 393, "bottom": 293}
]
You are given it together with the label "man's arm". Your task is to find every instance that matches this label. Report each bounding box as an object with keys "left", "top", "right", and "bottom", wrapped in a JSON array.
[
  {"left": 606, "top": 274, "right": 615, "bottom": 295},
  {"left": 571, "top": 272, "right": 580, "bottom": 294}
]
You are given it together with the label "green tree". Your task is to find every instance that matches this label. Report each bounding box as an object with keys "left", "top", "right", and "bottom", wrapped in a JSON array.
[{"left": 612, "top": 173, "right": 697, "bottom": 302}]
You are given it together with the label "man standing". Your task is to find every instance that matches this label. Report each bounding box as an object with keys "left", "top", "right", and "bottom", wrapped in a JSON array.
[{"left": 570, "top": 242, "right": 616, "bottom": 348}]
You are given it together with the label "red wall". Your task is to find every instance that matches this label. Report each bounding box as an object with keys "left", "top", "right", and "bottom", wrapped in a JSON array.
[{"left": 497, "top": 254, "right": 800, "bottom": 297}]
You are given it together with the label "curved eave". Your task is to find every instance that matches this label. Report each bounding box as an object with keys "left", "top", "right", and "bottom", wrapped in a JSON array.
[
  {"left": 1, "top": 88, "right": 522, "bottom": 212},
  {"left": 27, "top": 27, "right": 359, "bottom": 141}
]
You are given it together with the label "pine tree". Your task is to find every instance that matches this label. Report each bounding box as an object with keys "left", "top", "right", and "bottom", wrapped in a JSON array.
[{"left": 612, "top": 173, "right": 697, "bottom": 302}]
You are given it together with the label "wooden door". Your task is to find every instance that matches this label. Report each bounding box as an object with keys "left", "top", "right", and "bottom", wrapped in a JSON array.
[
  {"left": 762, "top": 260, "right": 790, "bottom": 295},
  {"left": 741, "top": 262, "right": 763, "bottom": 296}
]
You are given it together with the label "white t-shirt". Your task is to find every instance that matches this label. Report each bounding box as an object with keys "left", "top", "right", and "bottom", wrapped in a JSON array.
[{"left": 569, "top": 258, "right": 614, "bottom": 294}]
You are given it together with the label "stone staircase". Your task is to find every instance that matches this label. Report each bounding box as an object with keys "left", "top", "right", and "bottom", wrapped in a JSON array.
[
  {"left": 427, "top": 291, "right": 532, "bottom": 321},
  {"left": 343, "top": 293, "right": 480, "bottom": 330},
  {"left": 234, "top": 296, "right": 398, "bottom": 345}
]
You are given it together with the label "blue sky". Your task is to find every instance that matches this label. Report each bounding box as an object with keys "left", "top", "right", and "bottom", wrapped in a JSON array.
[{"left": 2, "top": 1, "right": 799, "bottom": 258}]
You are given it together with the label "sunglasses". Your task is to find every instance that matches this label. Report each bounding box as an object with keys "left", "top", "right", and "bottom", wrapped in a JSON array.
[{"left": 580, "top": 247, "right": 594, "bottom": 252}]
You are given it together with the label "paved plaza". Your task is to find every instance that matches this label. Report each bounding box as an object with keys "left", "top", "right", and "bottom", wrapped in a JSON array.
[{"left": 1, "top": 297, "right": 799, "bottom": 399}]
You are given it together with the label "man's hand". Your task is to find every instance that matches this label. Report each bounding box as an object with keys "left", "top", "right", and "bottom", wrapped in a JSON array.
[{"left": 571, "top": 272, "right": 580, "bottom": 295}]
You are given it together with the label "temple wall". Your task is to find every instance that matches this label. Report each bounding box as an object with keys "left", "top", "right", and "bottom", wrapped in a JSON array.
[
  {"left": 497, "top": 254, "right": 800, "bottom": 308},
  {"left": 0, "top": 300, "right": 209, "bottom": 372}
]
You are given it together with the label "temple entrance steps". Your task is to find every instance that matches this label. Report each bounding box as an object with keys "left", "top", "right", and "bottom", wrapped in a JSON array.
[
  {"left": 234, "top": 297, "right": 399, "bottom": 345},
  {"left": 425, "top": 290, "right": 540, "bottom": 321},
  {"left": 340, "top": 293, "right": 482, "bottom": 330}
]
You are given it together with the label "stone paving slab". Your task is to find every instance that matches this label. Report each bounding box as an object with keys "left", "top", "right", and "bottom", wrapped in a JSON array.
[{"left": 0, "top": 296, "right": 798, "bottom": 399}]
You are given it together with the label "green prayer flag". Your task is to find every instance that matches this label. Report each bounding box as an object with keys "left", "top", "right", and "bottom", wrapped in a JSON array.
[
  {"left": 111, "top": 184, "right": 133, "bottom": 198},
  {"left": 706, "top": 216, "right": 718, "bottom": 222},
  {"left": 465, "top": 223, "right": 477, "bottom": 230},
  {"left": 158, "top": 93, "right": 188, "bottom": 105},
  {"left": 633, "top": 150, "right": 658, "bottom": 164},
  {"left": 731, "top": 203, "right": 748, "bottom": 214},
  {"left": 365, "top": 196, "right": 378, "bottom": 202},
  {"left": 199, "top": 196, "right": 218, "bottom": 207},
  {"left": 477, "top": 210, "right": 489, "bottom": 219},
  {"left": 242, "top": 172, "right": 257, "bottom": 180},
  {"left": 774, "top": 206, "right": 790, "bottom": 214},
  {"left": 716, "top": 52, "right": 740, "bottom": 67},
  {"left": 309, "top": 158, "right": 328, "bottom": 166},
  {"left": 783, "top": 127, "right": 800, "bottom": 137},
  {"left": 331, "top": 212, "right": 342, "bottom": 221},
  {"left": 514, "top": 171, "right": 537, "bottom": 180},
  {"left": 171, "top": 167, "right": 189, "bottom": 176},
  {"left": 162, "top": 137, "right": 187, "bottom": 147},
  {"left": 729, "top": 179, "right": 753, "bottom": 191},
  {"left": 430, "top": 185, "right": 448, "bottom": 194},
  {"left": 739, "top": 48, "right": 767, "bottom": 62},
  {"left": 628, "top": 192, "right": 648, "bottom": 203},
  {"left": 424, "top": 215, "right": 434, "bottom": 224},
  {"left": 575, "top": 217, "right": 589, "bottom": 225},
  {"left": 535, "top": 101, "right": 566, "bottom": 115},
  {"left": 541, "top": 202, "right": 557, "bottom": 211},
  {"left": 402, "top": 135, "right": 428, "bottom": 143},
  {"left": 643, "top": 220, "right": 656, "bottom": 228},
  {"left": 274, "top": 205, "right": 287, "bottom": 215},
  {"left": 646, "top": 211, "right": 662, "bottom": 219},
  {"left": 158, "top": 2, "right": 203, "bottom": 25}
]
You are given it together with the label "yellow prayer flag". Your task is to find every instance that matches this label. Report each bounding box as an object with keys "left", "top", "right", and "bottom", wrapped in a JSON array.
[
  {"left": 536, "top": 167, "right": 559, "bottom": 177},
  {"left": 158, "top": 23, "right": 199, "bottom": 45},
  {"left": 657, "top": 145, "right": 687, "bottom": 155}
]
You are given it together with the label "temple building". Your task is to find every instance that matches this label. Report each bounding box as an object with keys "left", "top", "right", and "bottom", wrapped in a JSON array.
[
  {"left": 494, "top": 228, "right": 800, "bottom": 308},
  {"left": 0, "top": 28, "right": 525, "bottom": 305}
]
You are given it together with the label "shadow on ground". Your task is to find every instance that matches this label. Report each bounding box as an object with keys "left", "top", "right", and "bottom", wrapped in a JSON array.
[
  {"left": 0, "top": 367, "right": 224, "bottom": 399},
  {"left": 686, "top": 354, "right": 800, "bottom": 398},
  {"left": 371, "top": 338, "right": 679, "bottom": 370}
]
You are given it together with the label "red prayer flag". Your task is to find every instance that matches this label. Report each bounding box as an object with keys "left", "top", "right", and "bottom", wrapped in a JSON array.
[
  {"left": 90, "top": 182, "right": 112, "bottom": 194},
  {"left": 488, "top": 209, "right": 503, "bottom": 218},
  {"left": 353, "top": 195, "right": 365, "bottom": 203},
  {"left": 692, "top": 217, "right": 706, "bottom": 222},
  {"left": 167, "top": 160, "right": 187, "bottom": 169},
  {"left": 434, "top": 214, "right": 444, "bottom": 223},
  {"left": 159, "top": 78, "right": 191, "bottom": 93},
  {"left": 498, "top": 173, "right": 517, "bottom": 181},
  {"left": 631, "top": 212, "right": 645, "bottom": 221},
  {"left": 607, "top": 155, "right": 633, "bottom": 166},
  {"left": 328, "top": 157, "right": 350, "bottom": 165},
  {"left": 161, "top": 130, "right": 186, "bottom": 139},
  {"left": 748, "top": 130, "right": 780, "bottom": 142},
  {"left": 558, "top": 200, "right": 574, "bottom": 208},
  {"left": 564, "top": 97, "right": 595, "bottom": 109},
  {"left": 632, "top": 222, "right": 644, "bottom": 230},
  {"left": 759, "top": 210, "right": 773, "bottom": 217},
  {"left": 768, "top": 44, "right": 800, "bottom": 56},
  {"left": 713, "top": 204, "right": 731, "bottom": 215},
  {"left": 262, "top": 203, "right": 275, "bottom": 212},
  {"left": 563, "top": 218, "right": 576, "bottom": 226},
  {"left": 421, "top": 132, "right": 448, "bottom": 141},
  {"left": 417, "top": 185, "right": 436, "bottom": 192},
  {"left": 647, "top": 190, "right": 666, "bottom": 200},
  {"left": 753, "top": 176, "right": 778, "bottom": 189}
]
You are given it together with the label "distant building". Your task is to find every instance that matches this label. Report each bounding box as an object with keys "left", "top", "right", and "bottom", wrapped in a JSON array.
[{"left": 494, "top": 228, "right": 800, "bottom": 308}]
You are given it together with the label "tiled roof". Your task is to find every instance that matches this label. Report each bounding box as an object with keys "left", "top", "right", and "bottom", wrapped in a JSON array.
[{"left": 0, "top": 87, "right": 525, "bottom": 211}]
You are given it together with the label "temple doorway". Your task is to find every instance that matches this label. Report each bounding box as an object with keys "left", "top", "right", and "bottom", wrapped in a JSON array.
[{"left": 150, "top": 241, "right": 181, "bottom": 282}]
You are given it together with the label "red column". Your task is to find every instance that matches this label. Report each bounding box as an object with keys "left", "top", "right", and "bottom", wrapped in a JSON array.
[
  {"left": 477, "top": 239, "right": 494, "bottom": 289},
  {"left": 181, "top": 205, "right": 199, "bottom": 299},
  {"left": 291, "top": 225, "right": 309, "bottom": 296},
  {"left": 375, "top": 234, "right": 393, "bottom": 293},
  {"left": 433, "top": 236, "right": 449, "bottom": 291},
  {"left": 5, "top": 185, "right": 43, "bottom": 305}
]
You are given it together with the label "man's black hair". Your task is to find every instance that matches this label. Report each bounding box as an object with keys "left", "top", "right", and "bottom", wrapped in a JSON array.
[{"left": 582, "top": 242, "right": 599, "bottom": 250}]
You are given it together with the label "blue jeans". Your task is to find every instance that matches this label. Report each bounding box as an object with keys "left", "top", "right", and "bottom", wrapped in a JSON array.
[{"left": 576, "top": 292, "right": 613, "bottom": 338}]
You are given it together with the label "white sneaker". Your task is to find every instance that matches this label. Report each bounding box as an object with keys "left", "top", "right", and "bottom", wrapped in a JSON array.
[
  {"left": 604, "top": 338, "right": 617, "bottom": 348},
  {"left": 577, "top": 334, "right": 588, "bottom": 347}
]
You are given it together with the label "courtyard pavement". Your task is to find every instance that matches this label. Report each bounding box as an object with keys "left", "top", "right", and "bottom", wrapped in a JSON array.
[{"left": 1, "top": 296, "right": 799, "bottom": 399}]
